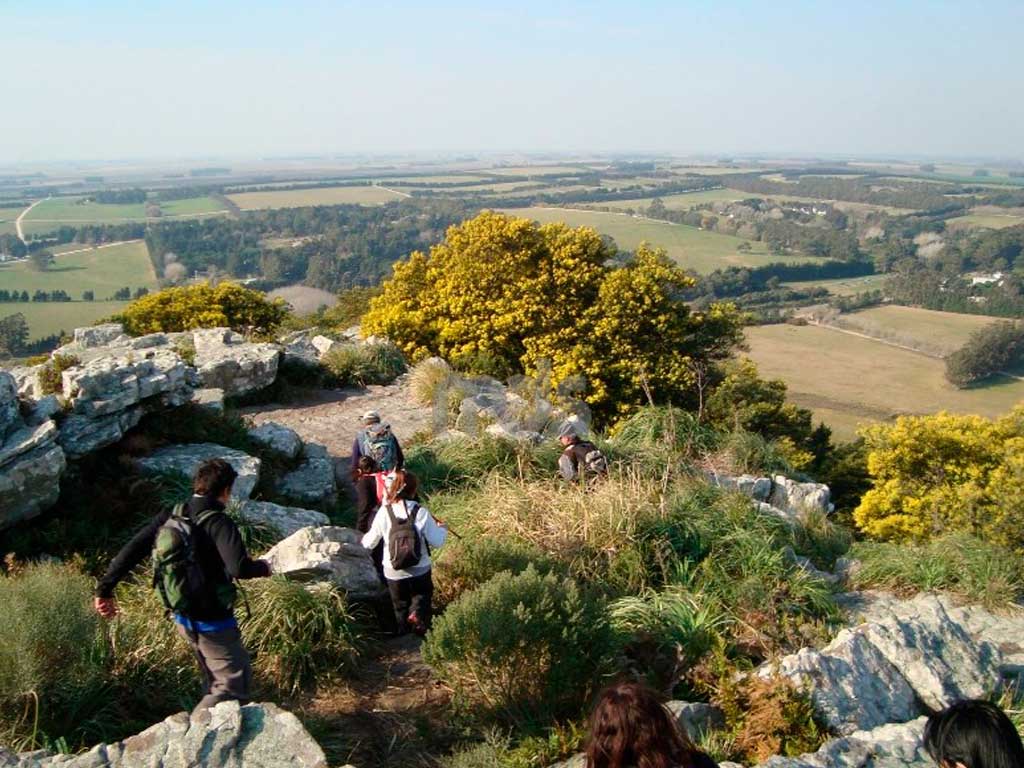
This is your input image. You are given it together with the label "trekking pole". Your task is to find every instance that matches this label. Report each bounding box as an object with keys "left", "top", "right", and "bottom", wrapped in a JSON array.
[{"left": 435, "top": 519, "right": 463, "bottom": 540}]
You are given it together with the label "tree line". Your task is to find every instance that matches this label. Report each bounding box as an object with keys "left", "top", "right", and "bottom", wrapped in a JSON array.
[{"left": 945, "top": 322, "right": 1024, "bottom": 387}]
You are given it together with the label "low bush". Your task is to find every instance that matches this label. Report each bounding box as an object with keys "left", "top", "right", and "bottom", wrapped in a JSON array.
[
  {"left": 114, "top": 283, "right": 290, "bottom": 337},
  {"left": 405, "top": 435, "right": 561, "bottom": 495},
  {"left": 38, "top": 353, "right": 80, "bottom": 396},
  {"left": 611, "top": 406, "right": 715, "bottom": 459},
  {"left": 0, "top": 562, "right": 107, "bottom": 750},
  {"left": 849, "top": 533, "right": 1023, "bottom": 607},
  {"left": 423, "top": 566, "right": 613, "bottom": 728},
  {"left": 321, "top": 342, "right": 407, "bottom": 387},
  {"left": 433, "top": 537, "right": 561, "bottom": 608},
  {"left": 409, "top": 356, "right": 454, "bottom": 406}
]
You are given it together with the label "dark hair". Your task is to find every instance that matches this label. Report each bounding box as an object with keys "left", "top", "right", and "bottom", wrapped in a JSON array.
[
  {"left": 357, "top": 456, "right": 379, "bottom": 475},
  {"left": 193, "top": 459, "right": 238, "bottom": 499},
  {"left": 585, "top": 682, "right": 705, "bottom": 768},
  {"left": 924, "top": 700, "right": 1024, "bottom": 768}
]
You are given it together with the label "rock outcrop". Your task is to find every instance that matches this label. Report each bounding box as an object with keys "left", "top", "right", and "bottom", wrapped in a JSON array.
[
  {"left": 193, "top": 328, "right": 280, "bottom": 397},
  {"left": 0, "top": 701, "right": 328, "bottom": 767},
  {"left": 757, "top": 717, "right": 929, "bottom": 768},
  {"left": 249, "top": 422, "right": 304, "bottom": 461},
  {"left": 276, "top": 443, "right": 337, "bottom": 507},
  {"left": 263, "top": 526, "right": 385, "bottom": 600},
  {"left": 708, "top": 472, "right": 832, "bottom": 525},
  {"left": 136, "top": 443, "right": 261, "bottom": 500},
  {"left": 237, "top": 500, "right": 331, "bottom": 539},
  {"left": 0, "top": 373, "right": 66, "bottom": 529}
]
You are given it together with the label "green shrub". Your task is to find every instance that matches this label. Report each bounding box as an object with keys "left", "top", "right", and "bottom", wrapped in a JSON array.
[
  {"left": 405, "top": 435, "right": 554, "bottom": 495},
  {"left": 0, "top": 562, "right": 107, "bottom": 750},
  {"left": 713, "top": 430, "right": 796, "bottom": 476},
  {"left": 849, "top": 533, "right": 1023, "bottom": 606},
  {"left": 172, "top": 338, "right": 196, "bottom": 366},
  {"left": 241, "top": 578, "right": 365, "bottom": 695},
  {"left": 321, "top": 342, "right": 407, "bottom": 387},
  {"left": 423, "top": 566, "right": 613, "bottom": 727},
  {"left": 612, "top": 406, "right": 715, "bottom": 458},
  {"left": 433, "top": 537, "right": 561, "bottom": 607},
  {"left": 38, "top": 353, "right": 80, "bottom": 396},
  {"left": 114, "top": 283, "right": 290, "bottom": 336}
]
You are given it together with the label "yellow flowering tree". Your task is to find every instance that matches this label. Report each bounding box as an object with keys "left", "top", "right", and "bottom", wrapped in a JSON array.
[
  {"left": 363, "top": 211, "right": 743, "bottom": 421},
  {"left": 854, "top": 408, "right": 1024, "bottom": 552},
  {"left": 115, "top": 283, "right": 290, "bottom": 336}
]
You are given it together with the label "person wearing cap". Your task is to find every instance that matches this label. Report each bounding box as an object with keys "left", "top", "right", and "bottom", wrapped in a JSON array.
[
  {"left": 351, "top": 410, "right": 404, "bottom": 475},
  {"left": 361, "top": 469, "right": 448, "bottom": 636},
  {"left": 558, "top": 421, "right": 608, "bottom": 482}
]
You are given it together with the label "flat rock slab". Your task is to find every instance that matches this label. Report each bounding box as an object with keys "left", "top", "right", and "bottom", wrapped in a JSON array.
[
  {"left": 276, "top": 443, "right": 337, "bottom": 507},
  {"left": 237, "top": 500, "right": 330, "bottom": 540},
  {"left": 758, "top": 717, "right": 929, "bottom": 768},
  {"left": 249, "top": 421, "right": 303, "bottom": 461},
  {"left": 136, "top": 443, "right": 261, "bottom": 500},
  {"left": 263, "top": 525, "right": 385, "bottom": 600}
]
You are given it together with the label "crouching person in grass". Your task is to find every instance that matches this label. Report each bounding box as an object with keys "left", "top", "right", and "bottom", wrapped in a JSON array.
[
  {"left": 585, "top": 681, "right": 719, "bottom": 768},
  {"left": 93, "top": 459, "right": 272, "bottom": 713},
  {"left": 361, "top": 470, "right": 447, "bottom": 636}
]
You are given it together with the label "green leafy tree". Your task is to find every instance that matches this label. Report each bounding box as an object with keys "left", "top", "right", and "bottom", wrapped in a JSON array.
[
  {"left": 115, "top": 282, "right": 290, "bottom": 336},
  {"left": 0, "top": 313, "right": 29, "bottom": 357},
  {"left": 29, "top": 250, "right": 54, "bottom": 272}
]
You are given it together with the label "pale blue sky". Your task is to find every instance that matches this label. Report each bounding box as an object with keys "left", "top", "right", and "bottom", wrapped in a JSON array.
[{"left": 1, "top": 1, "right": 1021, "bottom": 163}]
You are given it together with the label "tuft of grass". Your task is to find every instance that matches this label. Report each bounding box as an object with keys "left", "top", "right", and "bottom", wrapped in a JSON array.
[
  {"left": 409, "top": 356, "right": 454, "bottom": 406},
  {"left": 612, "top": 406, "right": 716, "bottom": 459},
  {"left": 38, "top": 353, "right": 80, "bottom": 396},
  {"left": 321, "top": 342, "right": 407, "bottom": 387},
  {"left": 849, "top": 533, "right": 1023, "bottom": 607}
]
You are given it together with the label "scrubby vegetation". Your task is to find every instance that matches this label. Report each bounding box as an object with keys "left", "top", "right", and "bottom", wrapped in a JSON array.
[
  {"left": 113, "top": 282, "right": 290, "bottom": 336},
  {"left": 321, "top": 341, "right": 407, "bottom": 387}
]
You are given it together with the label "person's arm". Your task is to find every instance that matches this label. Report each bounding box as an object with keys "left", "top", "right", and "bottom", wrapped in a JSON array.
[
  {"left": 206, "top": 515, "right": 271, "bottom": 580},
  {"left": 419, "top": 506, "right": 448, "bottom": 548},
  {"left": 95, "top": 510, "right": 171, "bottom": 598},
  {"left": 558, "top": 451, "right": 577, "bottom": 481},
  {"left": 355, "top": 477, "right": 377, "bottom": 533},
  {"left": 361, "top": 507, "right": 384, "bottom": 549}
]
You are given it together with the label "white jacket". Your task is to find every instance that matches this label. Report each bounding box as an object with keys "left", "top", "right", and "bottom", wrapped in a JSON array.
[{"left": 361, "top": 500, "right": 448, "bottom": 580}]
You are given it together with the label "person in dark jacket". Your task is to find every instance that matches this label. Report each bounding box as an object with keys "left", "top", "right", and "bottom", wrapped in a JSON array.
[
  {"left": 353, "top": 455, "right": 385, "bottom": 580},
  {"left": 350, "top": 410, "right": 404, "bottom": 474},
  {"left": 93, "top": 459, "right": 272, "bottom": 713},
  {"left": 558, "top": 422, "right": 608, "bottom": 482},
  {"left": 584, "top": 681, "right": 719, "bottom": 768}
]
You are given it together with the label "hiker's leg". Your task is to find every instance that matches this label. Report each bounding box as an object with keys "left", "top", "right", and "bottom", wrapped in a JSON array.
[
  {"left": 176, "top": 623, "right": 213, "bottom": 697},
  {"left": 408, "top": 572, "right": 434, "bottom": 631},
  {"left": 387, "top": 577, "right": 411, "bottom": 633},
  {"left": 192, "top": 626, "right": 252, "bottom": 712}
]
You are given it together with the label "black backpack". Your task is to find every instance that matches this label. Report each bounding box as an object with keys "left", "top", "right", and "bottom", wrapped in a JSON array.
[
  {"left": 152, "top": 504, "right": 234, "bottom": 615},
  {"left": 385, "top": 501, "right": 422, "bottom": 571}
]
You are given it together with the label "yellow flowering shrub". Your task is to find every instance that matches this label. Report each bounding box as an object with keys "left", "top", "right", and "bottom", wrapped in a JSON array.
[{"left": 116, "top": 282, "right": 290, "bottom": 336}]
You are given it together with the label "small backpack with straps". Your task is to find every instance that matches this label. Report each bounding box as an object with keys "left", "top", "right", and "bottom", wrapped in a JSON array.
[
  {"left": 152, "top": 504, "right": 236, "bottom": 615},
  {"left": 583, "top": 447, "right": 608, "bottom": 475},
  {"left": 385, "top": 501, "right": 422, "bottom": 571}
]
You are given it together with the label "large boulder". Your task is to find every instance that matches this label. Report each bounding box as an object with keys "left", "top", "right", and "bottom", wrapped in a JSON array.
[
  {"left": 194, "top": 335, "right": 281, "bottom": 397},
  {"left": 249, "top": 422, "right": 303, "bottom": 461},
  {"left": 0, "top": 372, "right": 18, "bottom": 438},
  {"left": 769, "top": 475, "right": 831, "bottom": 518},
  {"left": 237, "top": 500, "right": 330, "bottom": 540},
  {"left": 61, "top": 349, "right": 190, "bottom": 418},
  {"left": 708, "top": 472, "right": 773, "bottom": 502},
  {"left": 666, "top": 701, "right": 726, "bottom": 738},
  {"left": 310, "top": 335, "right": 340, "bottom": 358},
  {"left": 757, "top": 717, "right": 929, "bottom": 768},
  {"left": 58, "top": 408, "right": 144, "bottom": 459},
  {"left": 0, "top": 701, "right": 328, "bottom": 767},
  {"left": 263, "top": 526, "right": 385, "bottom": 600},
  {"left": 73, "top": 322, "right": 127, "bottom": 349},
  {"left": 136, "top": 443, "right": 261, "bottom": 500},
  {"left": 0, "top": 420, "right": 65, "bottom": 529},
  {"left": 276, "top": 443, "right": 337, "bottom": 507}
]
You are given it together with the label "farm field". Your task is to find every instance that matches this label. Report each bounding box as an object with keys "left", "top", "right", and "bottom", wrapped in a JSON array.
[
  {"left": 489, "top": 165, "right": 589, "bottom": 176},
  {"left": 783, "top": 273, "right": 889, "bottom": 296},
  {"left": 227, "top": 185, "right": 406, "bottom": 209},
  {"left": 0, "top": 206, "right": 23, "bottom": 236},
  {"left": 836, "top": 305, "right": 996, "bottom": 355},
  {"left": 384, "top": 175, "right": 490, "bottom": 184},
  {"left": 500, "top": 206, "right": 815, "bottom": 273},
  {"left": 671, "top": 166, "right": 762, "bottom": 176},
  {"left": 267, "top": 285, "right": 338, "bottom": 314},
  {"left": 0, "top": 241, "right": 156, "bottom": 299},
  {"left": 591, "top": 188, "right": 749, "bottom": 211},
  {"left": 947, "top": 212, "right": 1024, "bottom": 230},
  {"left": 0, "top": 300, "right": 131, "bottom": 342},
  {"left": 744, "top": 323, "right": 1024, "bottom": 440},
  {"left": 19, "top": 196, "right": 228, "bottom": 236}
]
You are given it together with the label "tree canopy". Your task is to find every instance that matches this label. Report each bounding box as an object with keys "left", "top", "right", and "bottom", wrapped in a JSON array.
[{"left": 114, "top": 282, "right": 290, "bottom": 336}]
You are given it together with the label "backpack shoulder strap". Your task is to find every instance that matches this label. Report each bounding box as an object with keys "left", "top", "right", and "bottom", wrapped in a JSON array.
[
  {"left": 384, "top": 503, "right": 400, "bottom": 525},
  {"left": 194, "top": 506, "right": 228, "bottom": 528}
]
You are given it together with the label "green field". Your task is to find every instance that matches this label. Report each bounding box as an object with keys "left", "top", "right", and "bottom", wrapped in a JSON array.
[
  {"left": 947, "top": 212, "right": 1024, "bottom": 230},
  {"left": 0, "top": 206, "right": 23, "bottom": 236},
  {"left": 592, "top": 188, "right": 750, "bottom": 211},
  {"left": 837, "top": 305, "right": 996, "bottom": 355},
  {"left": 227, "top": 185, "right": 406, "bottom": 210},
  {"left": 744, "top": 323, "right": 1024, "bottom": 440},
  {"left": 499, "top": 206, "right": 815, "bottom": 273},
  {"left": 20, "top": 195, "right": 228, "bottom": 237},
  {"left": 783, "top": 273, "right": 890, "bottom": 296},
  {"left": 0, "top": 241, "right": 156, "bottom": 297},
  {"left": 0, "top": 300, "right": 131, "bottom": 342},
  {"left": 489, "top": 165, "right": 588, "bottom": 176}
]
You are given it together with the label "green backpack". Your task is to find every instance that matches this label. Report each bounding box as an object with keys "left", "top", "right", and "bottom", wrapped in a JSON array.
[{"left": 152, "top": 504, "right": 235, "bottom": 615}]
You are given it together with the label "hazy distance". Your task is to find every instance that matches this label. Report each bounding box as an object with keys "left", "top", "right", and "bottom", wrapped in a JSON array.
[{"left": 1, "top": 0, "right": 1022, "bottom": 164}]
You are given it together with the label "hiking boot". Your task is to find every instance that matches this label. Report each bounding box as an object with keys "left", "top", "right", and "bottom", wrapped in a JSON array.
[{"left": 407, "top": 611, "right": 427, "bottom": 636}]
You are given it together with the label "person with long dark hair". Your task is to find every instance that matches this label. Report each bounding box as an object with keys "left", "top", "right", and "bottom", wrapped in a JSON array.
[
  {"left": 584, "top": 682, "right": 719, "bottom": 768},
  {"left": 924, "top": 700, "right": 1024, "bottom": 768}
]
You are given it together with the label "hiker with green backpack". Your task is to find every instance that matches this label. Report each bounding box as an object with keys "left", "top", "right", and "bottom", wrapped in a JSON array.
[
  {"left": 93, "top": 459, "right": 272, "bottom": 712},
  {"left": 360, "top": 469, "right": 447, "bottom": 636},
  {"left": 350, "top": 410, "right": 404, "bottom": 475}
]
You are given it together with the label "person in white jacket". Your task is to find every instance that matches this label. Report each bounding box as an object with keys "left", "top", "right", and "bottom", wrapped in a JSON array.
[{"left": 361, "top": 470, "right": 447, "bottom": 635}]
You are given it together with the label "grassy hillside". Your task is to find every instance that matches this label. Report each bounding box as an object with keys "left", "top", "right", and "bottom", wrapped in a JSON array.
[
  {"left": 227, "top": 185, "right": 407, "bottom": 210},
  {"left": 782, "top": 274, "right": 888, "bottom": 296},
  {"left": 500, "top": 206, "right": 815, "bottom": 273},
  {"left": 835, "top": 305, "right": 996, "bottom": 355},
  {"left": 744, "top": 323, "right": 1024, "bottom": 440},
  {"left": 591, "top": 188, "right": 750, "bottom": 211},
  {"left": 0, "top": 300, "right": 130, "bottom": 341},
  {"left": 0, "top": 206, "right": 24, "bottom": 236}
]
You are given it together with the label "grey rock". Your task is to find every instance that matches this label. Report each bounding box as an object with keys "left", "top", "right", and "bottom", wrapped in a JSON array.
[
  {"left": 1, "top": 701, "right": 328, "bottom": 767},
  {"left": 310, "top": 335, "right": 340, "bottom": 358},
  {"left": 192, "top": 326, "right": 245, "bottom": 353},
  {"left": 282, "top": 335, "right": 319, "bottom": 367},
  {"left": 0, "top": 372, "right": 18, "bottom": 438},
  {"left": 667, "top": 701, "right": 725, "bottom": 738},
  {"left": 709, "top": 472, "right": 773, "bottom": 502},
  {"left": 8, "top": 366, "right": 42, "bottom": 399},
  {"left": 237, "top": 500, "right": 330, "bottom": 540},
  {"left": 195, "top": 342, "right": 280, "bottom": 397},
  {"left": 73, "top": 323, "right": 125, "bottom": 348},
  {"left": 276, "top": 443, "right": 336, "bottom": 507},
  {"left": 58, "top": 407, "right": 143, "bottom": 458},
  {"left": 757, "top": 717, "right": 928, "bottom": 768},
  {"left": 136, "top": 443, "right": 261, "bottom": 500},
  {"left": 250, "top": 422, "right": 303, "bottom": 460},
  {"left": 769, "top": 475, "right": 831, "bottom": 519},
  {"left": 26, "top": 395, "right": 62, "bottom": 425},
  {"left": 263, "top": 526, "right": 385, "bottom": 600},
  {"left": 0, "top": 421, "right": 59, "bottom": 468},
  {"left": 0, "top": 443, "right": 65, "bottom": 529},
  {"left": 61, "top": 349, "right": 189, "bottom": 418},
  {"left": 192, "top": 387, "right": 225, "bottom": 412}
]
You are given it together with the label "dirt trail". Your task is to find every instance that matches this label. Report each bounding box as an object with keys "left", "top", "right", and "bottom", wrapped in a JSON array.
[{"left": 241, "top": 377, "right": 435, "bottom": 465}]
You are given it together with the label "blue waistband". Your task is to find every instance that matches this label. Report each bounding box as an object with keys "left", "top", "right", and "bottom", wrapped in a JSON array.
[{"left": 174, "top": 614, "right": 237, "bottom": 634}]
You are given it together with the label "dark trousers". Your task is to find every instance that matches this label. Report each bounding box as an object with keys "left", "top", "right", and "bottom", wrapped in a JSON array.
[
  {"left": 176, "top": 623, "right": 252, "bottom": 713},
  {"left": 387, "top": 571, "right": 434, "bottom": 633}
]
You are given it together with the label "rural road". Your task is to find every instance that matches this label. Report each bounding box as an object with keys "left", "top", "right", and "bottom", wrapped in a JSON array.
[
  {"left": 50, "top": 239, "right": 142, "bottom": 258},
  {"left": 15, "top": 198, "right": 46, "bottom": 244},
  {"left": 373, "top": 183, "right": 411, "bottom": 199}
]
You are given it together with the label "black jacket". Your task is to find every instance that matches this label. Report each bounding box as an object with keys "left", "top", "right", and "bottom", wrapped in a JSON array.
[
  {"left": 96, "top": 495, "right": 270, "bottom": 621},
  {"left": 354, "top": 474, "right": 380, "bottom": 534}
]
